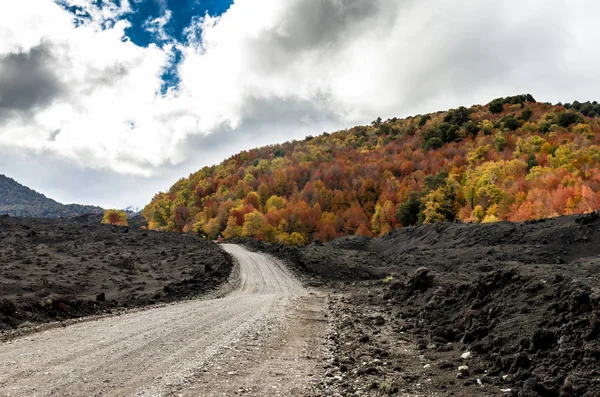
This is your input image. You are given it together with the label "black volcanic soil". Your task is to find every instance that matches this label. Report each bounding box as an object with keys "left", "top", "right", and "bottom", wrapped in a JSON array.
[
  {"left": 0, "top": 214, "right": 232, "bottom": 331},
  {"left": 240, "top": 213, "right": 600, "bottom": 396},
  {"left": 3, "top": 210, "right": 600, "bottom": 396},
  {"left": 234, "top": 235, "right": 387, "bottom": 283}
]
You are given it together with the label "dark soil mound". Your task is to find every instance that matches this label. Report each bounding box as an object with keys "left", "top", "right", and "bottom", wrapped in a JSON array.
[
  {"left": 375, "top": 213, "right": 600, "bottom": 272},
  {"left": 0, "top": 215, "right": 233, "bottom": 331},
  {"left": 277, "top": 212, "right": 600, "bottom": 396},
  {"left": 374, "top": 214, "right": 600, "bottom": 394},
  {"left": 393, "top": 267, "right": 600, "bottom": 395}
]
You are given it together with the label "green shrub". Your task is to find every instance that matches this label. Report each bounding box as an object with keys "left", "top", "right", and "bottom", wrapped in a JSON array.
[
  {"left": 396, "top": 192, "right": 422, "bottom": 226},
  {"left": 489, "top": 99, "right": 504, "bottom": 114},
  {"left": 557, "top": 111, "right": 581, "bottom": 128},
  {"left": 503, "top": 116, "right": 521, "bottom": 131}
]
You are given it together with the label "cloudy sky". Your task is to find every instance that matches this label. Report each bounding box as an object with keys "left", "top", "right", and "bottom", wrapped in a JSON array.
[{"left": 0, "top": 0, "right": 599, "bottom": 208}]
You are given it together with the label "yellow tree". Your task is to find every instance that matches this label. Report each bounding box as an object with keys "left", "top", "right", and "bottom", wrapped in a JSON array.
[
  {"left": 241, "top": 210, "right": 272, "bottom": 240},
  {"left": 265, "top": 195, "right": 287, "bottom": 211},
  {"left": 317, "top": 212, "right": 338, "bottom": 241},
  {"left": 257, "top": 183, "right": 270, "bottom": 204},
  {"left": 102, "top": 209, "right": 128, "bottom": 227},
  {"left": 422, "top": 178, "right": 462, "bottom": 224},
  {"left": 222, "top": 216, "right": 242, "bottom": 239},
  {"left": 371, "top": 204, "right": 385, "bottom": 235},
  {"left": 287, "top": 232, "right": 306, "bottom": 246},
  {"left": 144, "top": 194, "right": 173, "bottom": 230},
  {"left": 202, "top": 217, "right": 222, "bottom": 239},
  {"left": 381, "top": 200, "right": 395, "bottom": 232}
]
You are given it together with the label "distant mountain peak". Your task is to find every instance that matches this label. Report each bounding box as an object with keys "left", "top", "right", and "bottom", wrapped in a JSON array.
[
  {"left": 0, "top": 174, "right": 103, "bottom": 218},
  {"left": 123, "top": 205, "right": 142, "bottom": 213}
]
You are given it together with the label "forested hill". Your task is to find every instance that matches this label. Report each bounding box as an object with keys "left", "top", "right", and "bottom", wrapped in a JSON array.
[
  {"left": 0, "top": 175, "right": 103, "bottom": 218},
  {"left": 143, "top": 95, "right": 600, "bottom": 244}
]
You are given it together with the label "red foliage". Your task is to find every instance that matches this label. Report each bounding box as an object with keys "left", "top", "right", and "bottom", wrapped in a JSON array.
[{"left": 143, "top": 98, "right": 600, "bottom": 243}]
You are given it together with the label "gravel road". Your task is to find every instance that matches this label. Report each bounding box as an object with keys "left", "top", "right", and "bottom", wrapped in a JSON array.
[{"left": 0, "top": 244, "right": 313, "bottom": 397}]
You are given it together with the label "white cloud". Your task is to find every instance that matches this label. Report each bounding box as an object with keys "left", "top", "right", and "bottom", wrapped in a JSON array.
[
  {"left": 1, "top": 0, "right": 600, "bottom": 206},
  {"left": 56, "top": 0, "right": 133, "bottom": 29},
  {"left": 0, "top": 0, "right": 174, "bottom": 175},
  {"left": 144, "top": 9, "right": 172, "bottom": 41},
  {"left": 177, "top": 0, "right": 600, "bottom": 125}
]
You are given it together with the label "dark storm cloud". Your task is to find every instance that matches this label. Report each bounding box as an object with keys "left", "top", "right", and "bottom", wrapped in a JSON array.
[
  {"left": 0, "top": 42, "right": 64, "bottom": 120},
  {"left": 221, "top": 0, "right": 580, "bottom": 126},
  {"left": 238, "top": 94, "right": 336, "bottom": 125},
  {"left": 384, "top": 3, "right": 570, "bottom": 113},
  {"left": 272, "top": 0, "right": 385, "bottom": 51},
  {"left": 246, "top": 0, "right": 395, "bottom": 72}
]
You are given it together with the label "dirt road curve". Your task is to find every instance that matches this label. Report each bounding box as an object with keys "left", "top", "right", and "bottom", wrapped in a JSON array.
[{"left": 0, "top": 244, "right": 323, "bottom": 397}]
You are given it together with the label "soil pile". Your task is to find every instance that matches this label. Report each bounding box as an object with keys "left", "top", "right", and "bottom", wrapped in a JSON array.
[
  {"left": 241, "top": 213, "right": 600, "bottom": 396},
  {"left": 0, "top": 214, "right": 232, "bottom": 331},
  {"left": 375, "top": 214, "right": 600, "bottom": 272},
  {"left": 387, "top": 267, "right": 600, "bottom": 395},
  {"left": 377, "top": 215, "right": 600, "bottom": 394}
]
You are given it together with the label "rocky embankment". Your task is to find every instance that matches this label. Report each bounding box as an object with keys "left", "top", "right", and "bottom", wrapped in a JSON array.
[{"left": 242, "top": 213, "right": 600, "bottom": 396}]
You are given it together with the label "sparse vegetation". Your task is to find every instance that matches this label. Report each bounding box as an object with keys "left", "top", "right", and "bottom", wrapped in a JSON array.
[{"left": 381, "top": 275, "right": 394, "bottom": 284}]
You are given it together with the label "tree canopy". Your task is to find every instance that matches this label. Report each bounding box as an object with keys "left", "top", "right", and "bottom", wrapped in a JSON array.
[
  {"left": 143, "top": 94, "right": 600, "bottom": 244},
  {"left": 102, "top": 210, "right": 128, "bottom": 227}
]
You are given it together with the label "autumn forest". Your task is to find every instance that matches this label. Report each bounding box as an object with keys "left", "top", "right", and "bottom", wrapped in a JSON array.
[{"left": 142, "top": 95, "right": 600, "bottom": 244}]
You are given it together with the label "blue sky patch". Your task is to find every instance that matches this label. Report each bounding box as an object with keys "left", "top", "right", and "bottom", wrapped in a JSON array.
[
  {"left": 161, "top": 46, "right": 184, "bottom": 94},
  {"left": 58, "top": 0, "right": 234, "bottom": 93},
  {"left": 125, "top": 0, "right": 233, "bottom": 46}
]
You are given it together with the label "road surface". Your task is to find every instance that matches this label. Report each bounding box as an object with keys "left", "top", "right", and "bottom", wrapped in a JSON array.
[{"left": 0, "top": 244, "right": 323, "bottom": 396}]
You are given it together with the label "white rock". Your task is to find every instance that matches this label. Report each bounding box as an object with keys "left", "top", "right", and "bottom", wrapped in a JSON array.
[{"left": 461, "top": 351, "right": 472, "bottom": 359}]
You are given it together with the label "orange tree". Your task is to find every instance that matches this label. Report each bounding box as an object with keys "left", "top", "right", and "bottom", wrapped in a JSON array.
[{"left": 102, "top": 209, "right": 128, "bottom": 227}]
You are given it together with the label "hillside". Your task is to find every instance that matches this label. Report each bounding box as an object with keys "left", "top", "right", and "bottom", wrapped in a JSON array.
[
  {"left": 0, "top": 175, "right": 103, "bottom": 218},
  {"left": 143, "top": 95, "right": 600, "bottom": 243}
]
